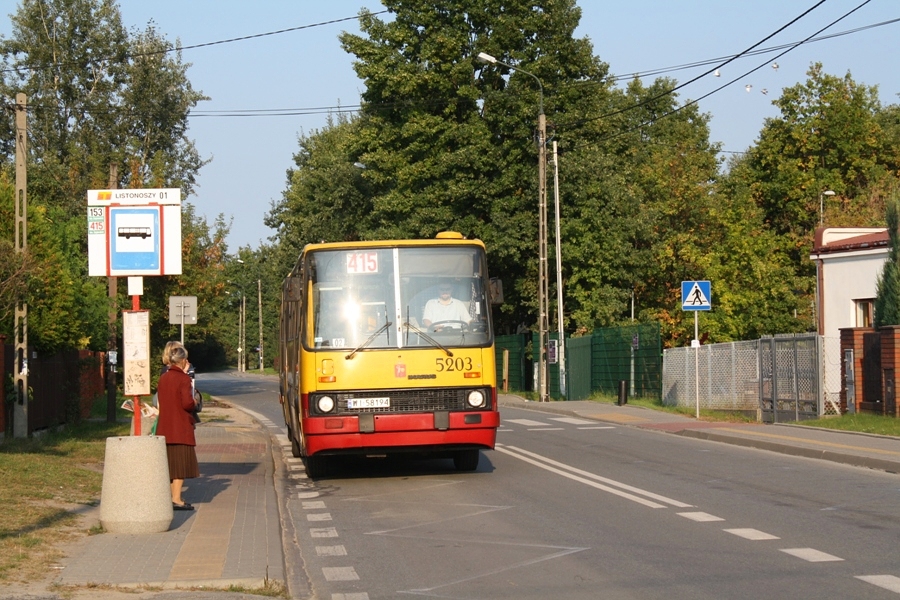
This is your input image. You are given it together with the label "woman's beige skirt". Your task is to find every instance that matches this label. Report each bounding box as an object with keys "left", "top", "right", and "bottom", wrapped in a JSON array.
[{"left": 166, "top": 443, "right": 199, "bottom": 479}]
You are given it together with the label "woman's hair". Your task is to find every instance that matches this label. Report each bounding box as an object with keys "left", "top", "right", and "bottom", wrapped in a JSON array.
[{"left": 163, "top": 341, "right": 188, "bottom": 365}]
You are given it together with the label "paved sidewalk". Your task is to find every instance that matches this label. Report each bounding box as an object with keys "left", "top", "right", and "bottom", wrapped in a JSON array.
[
  {"left": 499, "top": 394, "right": 900, "bottom": 473},
  {"left": 53, "top": 401, "right": 287, "bottom": 596}
]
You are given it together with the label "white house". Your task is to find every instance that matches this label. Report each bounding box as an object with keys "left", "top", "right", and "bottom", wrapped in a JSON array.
[{"left": 810, "top": 227, "right": 889, "bottom": 339}]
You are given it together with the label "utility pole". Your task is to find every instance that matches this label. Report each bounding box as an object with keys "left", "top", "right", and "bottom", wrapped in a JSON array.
[
  {"left": 106, "top": 164, "right": 118, "bottom": 423},
  {"left": 257, "top": 279, "right": 264, "bottom": 371},
  {"left": 13, "top": 94, "right": 28, "bottom": 438},
  {"left": 240, "top": 294, "right": 246, "bottom": 372},
  {"left": 537, "top": 112, "right": 549, "bottom": 403}
]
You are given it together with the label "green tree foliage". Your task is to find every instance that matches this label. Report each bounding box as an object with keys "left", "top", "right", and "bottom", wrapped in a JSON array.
[
  {"left": 875, "top": 192, "right": 900, "bottom": 328},
  {"left": 267, "top": 0, "right": 779, "bottom": 345},
  {"left": 276, "top": 0, "right": 616, "bottom": 332},
  {"left": 0, "top": 0, "right": 208, "bottom": 214},
  {"left": 266, "top": 114, "right": 367, "bottom": 259},
  {"left": 740, "top": 64, "right": 898, "bottom": 269},
  {"left": 264, "top": 6, "right": 900, "bottom": 348},
  {"left": 0, "top": 177, "right": 107, "bottom": 352},
  {"left": 138, "top": 205, "right": 231, "bottom": 370},
  {"left": 0, "top": 0, "right": 212, "bottom": 355}
]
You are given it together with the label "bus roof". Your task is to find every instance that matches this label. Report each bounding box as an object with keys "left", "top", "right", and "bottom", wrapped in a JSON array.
[{"left": 300, "top": 233, "right": 485, "bottom": 254}]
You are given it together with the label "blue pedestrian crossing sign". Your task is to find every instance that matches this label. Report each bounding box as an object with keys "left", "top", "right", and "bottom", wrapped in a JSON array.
[{"left": 682, "top": 280, "right": 711, "bottom": 311}]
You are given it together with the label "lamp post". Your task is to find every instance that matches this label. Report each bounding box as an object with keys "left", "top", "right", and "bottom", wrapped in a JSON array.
[
  {"left": 819, "top": 189, "right": 835, "bottom": 227},
  {"left": 551, "top": 140, "right": 566, "bottom": 398},
  {"left": 476, "top": 51, "right": 549, "bottom": 402},
  {"left": 227, "top": 288, "right": 245, "bottom": 372},
  {"left": 257, "top": 278, "right": 264, "bottom": 372}
]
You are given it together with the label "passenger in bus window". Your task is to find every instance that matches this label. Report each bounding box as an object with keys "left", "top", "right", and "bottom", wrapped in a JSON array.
[{"left": 423, "top": 283, "right": 471, "bottom": 331}]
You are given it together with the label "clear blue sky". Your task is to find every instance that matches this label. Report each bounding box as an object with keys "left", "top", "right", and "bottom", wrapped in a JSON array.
[{"left": 4, "top": 1, "right": 898, "bottom": 250}]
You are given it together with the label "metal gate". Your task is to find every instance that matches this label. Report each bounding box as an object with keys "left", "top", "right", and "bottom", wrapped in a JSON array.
[{"left": 759, "top": 335, "right": 820, "bottom": 423}]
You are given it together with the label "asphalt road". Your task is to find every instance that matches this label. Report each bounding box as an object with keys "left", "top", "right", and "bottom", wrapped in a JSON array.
[{"left": 197, "top": 371, "right": 900, "bottom": 599}]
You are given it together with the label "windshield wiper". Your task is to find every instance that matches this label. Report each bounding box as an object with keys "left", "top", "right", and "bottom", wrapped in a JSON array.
[
  {"left": 346, "top": 321, "right": 393, "bottom": 360},
  {"left": 402, "top": 322, "right": 453, "bottom": 357}
]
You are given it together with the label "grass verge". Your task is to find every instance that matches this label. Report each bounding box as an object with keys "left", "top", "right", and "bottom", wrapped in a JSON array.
[
  {"left": 0, "top": 399, "right": 130, "bottom": 585},
  {"left": 793, "top": 413, "right": 900, "bottom": 437},
  {"left": 509, "top": 391, "right": 899, "bottom": 435}
]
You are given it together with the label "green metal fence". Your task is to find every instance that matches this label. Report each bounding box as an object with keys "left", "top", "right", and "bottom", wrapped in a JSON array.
[
  {"left": 591, "top": 323, "right": 661, "bottom": 400},
  {"left": 566, "top": 336, "right": 593, "bottom": 400},
  {"left": 495, "top": 334, "right": 529, "bottom": 392},
  {"left": 496, "top": 323, "right": 661, "bottom": 401}
]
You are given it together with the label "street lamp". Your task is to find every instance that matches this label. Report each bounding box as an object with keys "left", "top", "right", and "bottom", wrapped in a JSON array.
[
  {"left": 476, "top": 51, "right": 550, "bottom": 402},
  {"left": 225, "top": 288, "right": 245, "bottom": 372},
  {"left": 819, "top": 190, "right": 835, "bottom": 227}
]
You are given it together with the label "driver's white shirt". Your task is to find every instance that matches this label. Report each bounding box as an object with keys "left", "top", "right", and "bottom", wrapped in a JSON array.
[{"left": 423, "top": 298, "right": 470, "bottom": 325}]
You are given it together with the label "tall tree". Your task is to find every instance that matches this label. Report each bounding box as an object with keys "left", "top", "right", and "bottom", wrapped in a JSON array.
[
  {"left": 0, "top": 0, "right": 208, "bottom": 216},
  {"left": 875, "top": 192, "right": 900, "bottom": 328},
  {"left": 335, "top": 0, "right": 612, "bottom": 332},
  {"left": 741, "top": 64, "right": 897, "bottom": 270},
  {"left": 0, "top": 0, "right": 210, "bottom": 353}
]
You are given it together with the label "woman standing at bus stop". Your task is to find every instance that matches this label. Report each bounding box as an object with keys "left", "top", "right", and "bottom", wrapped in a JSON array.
[{"left": 155, "top": 342, "right": 199, "bottom": 510}]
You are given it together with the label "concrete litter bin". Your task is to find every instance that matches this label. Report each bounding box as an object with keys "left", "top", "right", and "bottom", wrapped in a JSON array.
[{"left": 99, "top": 435, "right": 173, "bottom": 534}]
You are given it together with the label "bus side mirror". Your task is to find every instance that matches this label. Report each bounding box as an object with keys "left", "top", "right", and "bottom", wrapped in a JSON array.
[
  {"left": 284, "top": 277, "right": 302, "bottom": 302},
  {"left": 489, "top": 278, "right": 503, "bottom": 305}
]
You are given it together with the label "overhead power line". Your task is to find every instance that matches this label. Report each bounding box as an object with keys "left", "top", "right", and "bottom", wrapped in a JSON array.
[
  {"left": 189, "top": 9, "right": 894, "bottom": 121},
  {"left": 570, "top": 0, "right": 875, "bottom": 151},
  {"left": 0, "top": 11, "right": 388, "bottom": 76},
  {"left": 609, "top": 16, "right": 900, "bottom": 83}
]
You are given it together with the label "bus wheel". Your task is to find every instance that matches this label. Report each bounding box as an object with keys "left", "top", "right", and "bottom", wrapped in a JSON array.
[
  {"left": 290, "top": 430, "right": 302, "bottom": 458},
  {"left": 304, "top": 454, "right": 330, "bottom": 479},
  {"left": 453, "top": 450, "right": 480, "bottom": 472}
]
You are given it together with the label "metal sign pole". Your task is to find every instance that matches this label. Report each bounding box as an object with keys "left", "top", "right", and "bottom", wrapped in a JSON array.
[{"left": 695, "top": 311, "right": 700, "bottom": 419}]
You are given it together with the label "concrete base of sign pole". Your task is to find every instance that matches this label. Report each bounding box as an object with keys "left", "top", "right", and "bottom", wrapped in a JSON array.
[{"left": 100, "top": 436, "right": 173, "bottom": 533}]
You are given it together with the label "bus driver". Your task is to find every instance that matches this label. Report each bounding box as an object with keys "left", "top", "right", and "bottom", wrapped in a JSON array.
[{"left": 423, "top": 283, "right": 471, "bottom": 331}]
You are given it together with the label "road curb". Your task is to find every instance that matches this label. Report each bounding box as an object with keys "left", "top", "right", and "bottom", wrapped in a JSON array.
[{"left": 676, "top": 428, "right": 900, "bottom": 474}]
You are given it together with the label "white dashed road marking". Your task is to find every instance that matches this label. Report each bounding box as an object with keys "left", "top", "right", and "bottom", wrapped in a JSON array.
[
  {"left": 323, "top": 566, "right": 360, "bottom": 581},
  {"left": 307, "top": 513, "right": 333, "bottom": 522},
  {"left": 303, "top": 500, "right": 327, "bottom": 509},
  {"left": 677, "top": 512, "right": 725, "bottom": 522},
  {"left": 780, "top": 548, "right": 844, "bottom": 562},
  {"left": 724, "top": 528, "right": 780, "bottom": 541},
  {"left": 505, "top": 418, "right": 550, "bottom": 427},
  {"left": 310, "top": 527, "right": 339, "bottom": 538},
  {"left": 316, "top": 545, "right": 348, "bottom": 556},
  {"left": 856, "top": 575, "right": 900, "bottom": 593},
  {"left": 550, "top": 417, "right": 598, "bottom": 425}
]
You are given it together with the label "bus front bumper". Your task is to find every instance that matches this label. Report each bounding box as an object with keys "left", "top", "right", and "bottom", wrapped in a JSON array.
[{"left": 303, "top": 410, "right": 500, "bottom": 455}]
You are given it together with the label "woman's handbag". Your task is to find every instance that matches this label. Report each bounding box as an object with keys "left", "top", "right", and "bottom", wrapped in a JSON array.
[{"left": 192, "top": 388, "right": 202, "bottom": 423}]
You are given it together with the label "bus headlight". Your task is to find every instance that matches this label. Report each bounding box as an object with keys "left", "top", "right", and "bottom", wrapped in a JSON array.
[
  {"left": 466, "top": 390, "right": 486, "bottom": 409},
  {"left": 316, "top": 395, "right": 335, "bottom": 413}
]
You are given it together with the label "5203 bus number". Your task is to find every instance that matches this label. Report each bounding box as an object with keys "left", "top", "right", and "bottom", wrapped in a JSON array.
[{"left": 435, "top": 357, "right": 473, "bottom": 372}]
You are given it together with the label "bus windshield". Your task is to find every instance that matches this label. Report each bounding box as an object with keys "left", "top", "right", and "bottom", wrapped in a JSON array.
[{"left": 307, "top": 246, "right": 492, "bottom": 350}]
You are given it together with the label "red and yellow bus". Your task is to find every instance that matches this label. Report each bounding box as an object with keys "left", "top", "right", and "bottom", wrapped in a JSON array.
[{"left": 278, "top": 232, "right": 500, "bottom": 477}]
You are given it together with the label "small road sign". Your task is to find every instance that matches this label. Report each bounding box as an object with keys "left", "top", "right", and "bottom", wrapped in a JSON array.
[{"left": 682, "top": 281, "right": 711, "bottom": 311}]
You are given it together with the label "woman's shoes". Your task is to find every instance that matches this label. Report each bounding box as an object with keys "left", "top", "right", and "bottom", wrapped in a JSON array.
[{"left": 173, "top": 502, "right": 194, "bottom": 511}]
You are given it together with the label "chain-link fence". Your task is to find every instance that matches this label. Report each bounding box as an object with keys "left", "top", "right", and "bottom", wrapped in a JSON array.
[
  {"left": 663, "top": 340, "right": 760, "bottom": 411},
  {"left": 662, "top": 335, "right": 841, "bottom": 420}
]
